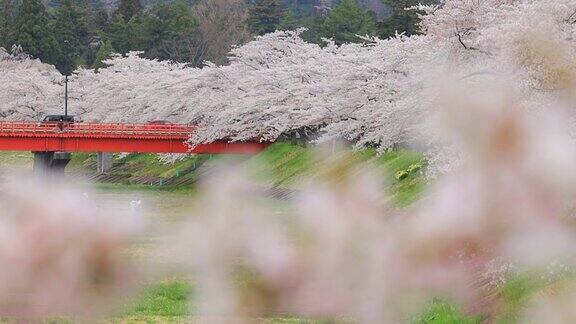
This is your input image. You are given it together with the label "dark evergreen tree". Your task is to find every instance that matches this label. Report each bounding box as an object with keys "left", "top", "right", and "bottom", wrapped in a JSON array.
[
  {"left": 52, "top": 0, "right": 89, "bottom": 74},
  {"left": 321, "top": 0, "right": 376, "bottom": 44},
  {"left": 13, "top": 0, "right": 59, "bottom": 63},
  {"left": 0, "top": 0, "right": 13, "bottom": 49},
  {"left": 107, "top": 14, "right": 143, "bottom": 53},
  {"left": 298, "top": 15, "right": 324, "bottom": 44},
  {"left": 248, "top": 0, "right": 284, "bottom": 35},
  {"left": 115, "top": 0, "right": 142, "bottom": 20},
  {"left": 285, "top": 0, "right": 316, "bottom": 18},
  {"left": 278, "top": 8, "right": 298, "bottom": 30},
  {"left": 87, "top": 2, "right": 108, "bottom": 33},
  {"left": 142, "top": 0, "right": 197, "bottom": 61},
  {"left": 81, "top": 2, "right": 108, "bottom": 66},
  {"left": 378, "top": 0, "right": 437, "bottom": 39}
]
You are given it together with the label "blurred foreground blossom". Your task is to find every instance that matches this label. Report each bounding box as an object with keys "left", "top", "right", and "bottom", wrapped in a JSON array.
[
  {"left": 168, "top": 80, "right": 576, "bottom": 322},
  {"left": 169, "top": 155, "right": 471, "bottom": 322},
  {"left": 0, "top": 178, "right": 140, "bottom": 318},
  {"left": 167, "top": 167, "right": 298, "bottom": 321},
  {"left": 408, "top": 79, "right": 576, "bottom": 315}
]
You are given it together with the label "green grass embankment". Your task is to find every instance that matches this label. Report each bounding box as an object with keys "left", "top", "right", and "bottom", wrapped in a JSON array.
[{"left": 0, "top": 144, "right": 427, "bottom": 203}]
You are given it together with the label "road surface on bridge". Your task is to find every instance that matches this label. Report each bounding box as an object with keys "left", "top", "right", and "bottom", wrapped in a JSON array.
[{"left": 0, "top": 121, "right": 268, "bottom": 154}]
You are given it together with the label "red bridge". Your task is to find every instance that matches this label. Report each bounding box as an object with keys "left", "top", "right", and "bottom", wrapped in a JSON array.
[
  {"left": 0, "top": 121, "right": 267, "bottom": 154},
  {"left": 0, "top": 121, "right": 269, "bottom": 174}
]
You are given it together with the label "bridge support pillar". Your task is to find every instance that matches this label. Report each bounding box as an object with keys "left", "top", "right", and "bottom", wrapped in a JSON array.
[
  {"left": 33, "top": 152, "right": 71, "bottom": 176},
  {"left": 97, "top": 152, "right": 113, "bottom": 174}
]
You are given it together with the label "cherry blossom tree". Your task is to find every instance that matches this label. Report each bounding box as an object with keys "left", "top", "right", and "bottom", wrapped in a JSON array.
[
  {"left": 69, "top": 31, "right": 431, "bottom": 150},
  {"left": 0, "top": 46, "right": 63, "bottom": 120}
]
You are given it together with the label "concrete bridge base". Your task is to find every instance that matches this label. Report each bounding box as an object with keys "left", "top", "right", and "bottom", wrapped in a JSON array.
[
  {"left": 33, "top": 152, "right": 71, "bottom": 176},
  {"left": 97, "top": 152, "right": 113, "bottom": 174}
]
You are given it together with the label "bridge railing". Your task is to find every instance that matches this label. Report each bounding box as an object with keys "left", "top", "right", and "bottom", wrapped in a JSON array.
[{"left": 0, "top": 121, "right": 196, "bottom": 138}]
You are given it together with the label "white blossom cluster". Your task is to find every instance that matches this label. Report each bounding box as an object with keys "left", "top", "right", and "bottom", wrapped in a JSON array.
[
  {"left": 65, "top": 33, "right": 431, "bottom": 151},
  {"left": 0, "top": 47, "right": 63, "bottom": 120}
]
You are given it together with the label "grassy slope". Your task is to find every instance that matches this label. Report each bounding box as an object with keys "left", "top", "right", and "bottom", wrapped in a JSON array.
[
  {"left": 0, "top": 144, "right": 426, "bottom": 205},
  {"left": 121, "top": 282, "right": 481, "bottom": 324},
  {"left": 415, "top": 301, "right": 483, "bottom": 324},
  {"left": 117, "top": 280, "right": 191, "bottom": 323},
  {"left": 68, "top": 153, "right": 211, "bottom": 191},
  {"left": 248, "top": 143, "right": 427, "bottom": 206},
  {"left": 69, "top": 153, "right": 206, "bottom": 179}
]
